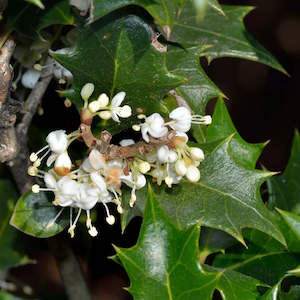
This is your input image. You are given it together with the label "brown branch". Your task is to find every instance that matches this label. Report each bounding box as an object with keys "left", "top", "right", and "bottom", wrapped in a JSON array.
[{"left": 79, "top": 123, "right": 177, "bottom": 160}]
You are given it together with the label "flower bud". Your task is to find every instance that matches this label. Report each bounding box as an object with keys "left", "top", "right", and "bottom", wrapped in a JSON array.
[
  {"left": 88, "top": 100, "right": 101, "bottom": 113},
  {"left": 98, "top": 110, "right": 112, "bottom": 120},
  {"left": 54, "top": 152, "right": 72, "bottom": 176},
  {"left": 138, "top": 161, "right": 150, "bottom": 174},
  {"left": 186, "top": 165, "right": 200, "bottom": 182},
  {"left": 80, "top": 83, "right": 94, "bottom": 100},
  {"left": 175, "top": 160, "right": 187, "bottom": 176},
  {"left": 190, "top": 147, "right": 204, "bottom": 161},
  {"left": 97, "top": 93, "right": 109, "bottom": 107}
]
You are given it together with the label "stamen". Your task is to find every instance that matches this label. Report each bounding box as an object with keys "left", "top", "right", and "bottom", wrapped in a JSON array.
[
  {"left": 68, "top": 208, "right": 82, "bottom": 238},
  {"left": 46, "top": 207, "right": 64, "bottom": 228},
  {"left": 35, "top": 145, "right": 50, "bottom": 156}
]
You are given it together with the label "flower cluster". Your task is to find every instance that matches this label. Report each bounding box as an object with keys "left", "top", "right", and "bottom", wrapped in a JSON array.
[{"left": 28, "top": 83, "right": 211, "bottom": 238}]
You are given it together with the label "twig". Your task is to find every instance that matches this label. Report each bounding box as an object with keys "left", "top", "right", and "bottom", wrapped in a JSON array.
[{"left": 79, "top": 124, "right": 177, "bottom": 160}]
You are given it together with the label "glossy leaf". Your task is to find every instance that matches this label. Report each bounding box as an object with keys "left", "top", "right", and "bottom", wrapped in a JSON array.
[
  {"left": 170, "top": 4, "right": 286, "bottom": 73},
  {"left": 10, "top": 191, "right": 68, "bottom": 238},
  {"left": 122, "top": 136, "right": 285, "bottom": 246},
  {"left": 116, "top": 187, "right": 261, "bottom": 300},
  {"left": 5, "top": 0, "right": 74, "bottom": 39},
  {"left": 53, "top": 12, "right": 184, "bottom": 132},
  {"left": 213, "top": 229, "right": 299, "bottom": 285},
  {"left": 207, "top": 98, "right": 265, "bottom": 169},
  {"left": 268, "top": 130, "right": 300, "bottom": 213}
]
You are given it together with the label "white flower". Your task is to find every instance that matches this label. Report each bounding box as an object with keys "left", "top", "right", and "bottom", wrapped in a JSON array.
[
  {"left": 46, "top": 130, "right": 68, "bottom": 154},
  {"left": 110, "top": 92, "right": 132, "bottom": 122},
  {"left": 81, "top": 83, "right": 94, "bottom": 101},
  {"left": 90, "top": 172, "right": 112, "bottom": 203},
  {"left": 21, "top": 69, "right": 41, "bottom": 89},
  {"left": 190, "top": 147, "right": 204, "bottom": 161},
  {"left": 157, "top": 146, "right": 178, "bottom": 164},
  {"left": 169, "top": 107, "right": 212, "bottom": 133},
  {"left": 141, "top": 113, "right": 168, "bottom": 143}
]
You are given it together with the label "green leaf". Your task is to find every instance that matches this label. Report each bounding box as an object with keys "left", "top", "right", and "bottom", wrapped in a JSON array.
[
  {"left": 0, "top": 291, "right": 28, "bottom": 300},
  {"left": 53, "top": 12, "right": 184, "bottom": 132},
  {"left": 122, "top": 136, "right": 285, "bottom": 246},
  {"left": 213, "top": 229, "right": 299, "bottom": 285},
  {"left": 0, "top": 180, "right": 32, "bottom": 269},
  {"left": 24, "top": 0, "right": 44, "bottom": 9},
  {"left": 4, "top": 0, "right": 74, "bottom": 40},
  {"left": 276, "top": 209, "right": 300, "bottom": 253},
  {"left": 170, "top": 4, "right": 286, "bottom": 74},
  {"left": 116, "top": 187, "right": 261, "bottom": 300},
  {"left": 206, "top": 98, "right": 265, "bottom": 169},
  {"left": 167, "top": 45, "right": 223, "bottom": 116},
  {"left": 10, "top": 191, "right": 68, "bottom": 238},
  {"left": 268, "top": 130, "right": 300, "bottom": 213}
]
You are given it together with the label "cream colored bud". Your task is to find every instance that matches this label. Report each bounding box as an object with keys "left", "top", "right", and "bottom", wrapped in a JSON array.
[
  {"left": 175, "top": 160, "right": 187, "bottom": 176},
  {"left": 186, "top": 166, "right": 200, "bottom": 182},
  {"left": 106, "top": 215, "right": 115, "bottom": 225},
  {"left": 97, "top": 93, "right": 109, "bottom": 107},
  {"left": 132, "top": 124, "right": 141, "bottom": 131},
  {"left": 28, "top": 166, "right": 38, "bottom": 176},
  {"left": 88, "top": 100, "right": 101, "bottom": 113},
  {"left": 32, "top": 184, "right": 40, "bottom": 193},
  {"left": 190, "top": 147, "right": 204, "bottom": 161},
  {"left": 138, "top": 161, "right": 150, "bottom": 174},
  {"left": 30, "top": 152, "right": 38, "bottom": 162},
  {"left": 80, "top": 83, "right": 94, "bottom": 100},
  {"left": 165, "top": 176, "right": 173, "bottom": 188},
  {"left": 119, "top": 105, "right": 132, "bottom": 118},
  {"left": 98, "top": 110, "right": 112, "bottom": 120},
  {"left": 88, "top": 226, "right": 98, "bottom": 237}
]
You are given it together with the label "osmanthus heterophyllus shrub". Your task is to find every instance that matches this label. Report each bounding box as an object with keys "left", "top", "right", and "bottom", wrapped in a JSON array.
[{"left": 0, "top": 0, "right": 299, "bottom": 299}]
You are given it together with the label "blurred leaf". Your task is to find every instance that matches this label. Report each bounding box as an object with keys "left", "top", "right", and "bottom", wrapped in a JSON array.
[
  {"left": 213, "top": 229, "right": 299, "bottom": 285},
  {"left": 0, "top": 180, "right": 32, "bottom": 269},
  {"left": 116, "top": 187, "right": 261, "bottom": 300},
  {"left": 24, "top": 0, "right": 44, "bottom": 9},
  {"left": 10, "top": 191, "right": 68, "bottom": 238},
  {"left": 5, "top": 0, "right": 74, "bottom": 39},
  {"left": 53, "top": 12, "right": 184, "bottom": 133},
  {"left": 268, "top": 130, "right": 300, "bottom": 213},
  {"left": 207, "top": 98, "right": 265, "bottom": 169},
  {"left": 0, "top": 291, "right": 28, "bottom": 300},
  {"left": 122, "top": 136, "right": 285, "bottom": 246},
  {"left": 170, "top": 5, "right": 286, "bottom": 74}
]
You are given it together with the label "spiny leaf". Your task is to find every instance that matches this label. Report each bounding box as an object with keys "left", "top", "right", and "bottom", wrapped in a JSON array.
[
  {"left": 213, "top": 229, "right": 299, "bottom": 285},
  {"left": 268, "top": 130, "right": 300, "bottom": 212},
  {"left": 170, "top": 4, "right": 286, "bottom": 74},
  {"left": 116, "top": 187, "right": 261, "bottom": 300},
  {"left": 121, "top": 136, "right": 285, "bottom": 246},
  {"left": 53, "top": 12, "right": 184, "bottom": 133},
  {"left": 10, "top": 191, "right": 68, "bottom": 238},
  {"left": 206, "top": 98, "right": 265, "bottom": 169}
]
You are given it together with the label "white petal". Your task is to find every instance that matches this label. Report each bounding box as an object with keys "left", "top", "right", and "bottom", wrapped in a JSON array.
[
  {"left": 168, "top": 150, "right": 178, "bottom": 163},
  {"left": 46, "top": 130, "right": 68, "bottom": 154},
  {"left": 90, "top": 172, "right": 107, "bottom": 192},
  {"left": 118, "top": 105, "right": 132, "bottom": 118},
  {"left": 157, "top": 146, "right": 169, "bottom": 163},
  {"left": 141, "top": 124, "right": 150, "bottom": 143},
  {"left": 111, "top": 91, "right": 126, "bottom": 107},
  {"left": 169, "top": 106, "right": 191, "bottom": 121},
  {"left": 54, "top": 152, "right": 72, "bottom": 176},
  {"left": 89, "top": 149, "right": 106, "bottom": 170},
  {"left": 111, "top": 111, "right": 120, "bottom": 122},
  {"left": 135, "top": 174, "right": 146, "bottom": 189},
  {"left": 46, "top": 153, "right": 58, "bottom": 167},
  {"left": 44, "top": 172, "right": 57, "bottom": 189},
  {"left": 119, "top": 139, "right": 135, "bottom": 146},
  {"left": 81, "top": 157, "right": 93, "bottom": 172}
]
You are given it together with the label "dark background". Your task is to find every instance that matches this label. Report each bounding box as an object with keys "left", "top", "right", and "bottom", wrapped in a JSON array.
[{"left": 9, "top": 0, "right": 300, "bottom": 299}]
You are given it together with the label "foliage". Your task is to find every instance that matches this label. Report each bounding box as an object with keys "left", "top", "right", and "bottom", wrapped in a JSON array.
[{"left": 0, "top": 0, "right": 298, "bottom": 299}]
